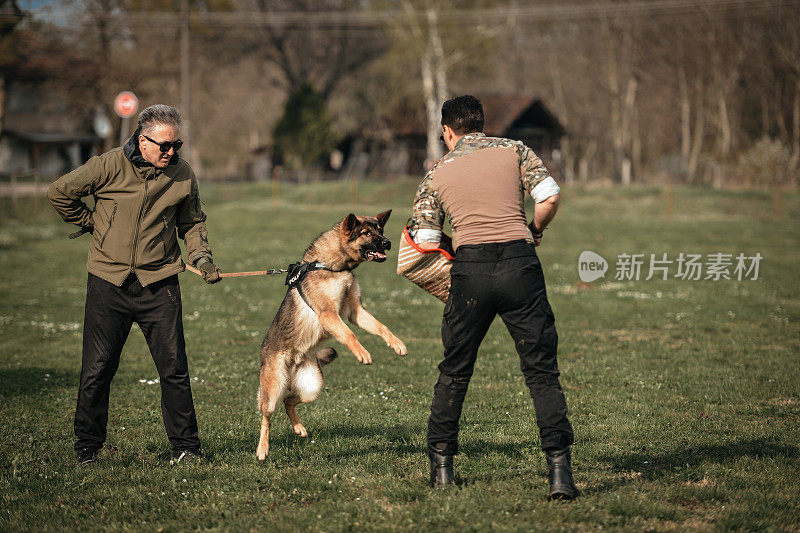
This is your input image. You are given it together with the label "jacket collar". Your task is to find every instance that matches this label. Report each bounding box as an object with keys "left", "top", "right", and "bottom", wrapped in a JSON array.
[
  {"left": 454, "top": 131, "right": 485, "bottom": 151},
  {"left": 123, "top": 127, "right": 180, "bottom": 169}
]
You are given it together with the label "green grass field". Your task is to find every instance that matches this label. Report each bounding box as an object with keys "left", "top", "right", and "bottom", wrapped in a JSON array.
[{"left": 1, "top": 181, "right": 798, "bottom": 531}]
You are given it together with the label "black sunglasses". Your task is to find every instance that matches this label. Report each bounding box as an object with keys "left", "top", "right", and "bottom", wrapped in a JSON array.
[
  {"left": 439, "top": 135, "right": 446, "bottom": 145},
  {"left": 142, "top": 134, "right": 183, "bottom": 153}
]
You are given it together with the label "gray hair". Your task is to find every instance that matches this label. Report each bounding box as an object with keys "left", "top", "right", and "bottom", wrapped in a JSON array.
[{"left": 137, "top": 104, "right": 183, "bottom": 134}]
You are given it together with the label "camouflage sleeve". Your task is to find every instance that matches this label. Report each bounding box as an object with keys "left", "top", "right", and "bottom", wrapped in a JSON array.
[
  {"left": 411, "top": 170, "right": 445, "bottom": 232},
  {"left": 517, "top": 143, "right": 553, "bottom": 198}
]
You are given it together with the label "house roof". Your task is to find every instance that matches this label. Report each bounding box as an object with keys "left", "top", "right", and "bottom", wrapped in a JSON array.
[{"left": 480, "top": 95, "right": 538, "bottom": 135}]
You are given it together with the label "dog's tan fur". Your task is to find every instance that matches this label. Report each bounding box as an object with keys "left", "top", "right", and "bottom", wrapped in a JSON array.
[{"left": 256, "top": 210, "right": 407, "bottom": 460}]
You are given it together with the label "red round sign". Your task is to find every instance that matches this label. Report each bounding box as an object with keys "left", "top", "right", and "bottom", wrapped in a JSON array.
[{"left": 114, "top": 91, "right": 139, "bottom": 118}]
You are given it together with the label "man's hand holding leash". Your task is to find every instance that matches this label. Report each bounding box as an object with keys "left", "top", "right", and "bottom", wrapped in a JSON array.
[{"left": 195, "top": 257, "right": 222, "bottom": 284}]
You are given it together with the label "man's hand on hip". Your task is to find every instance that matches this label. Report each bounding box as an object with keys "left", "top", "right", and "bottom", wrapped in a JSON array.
[{"left": 196, "top": 259, "right": 221, "bottom": 284}]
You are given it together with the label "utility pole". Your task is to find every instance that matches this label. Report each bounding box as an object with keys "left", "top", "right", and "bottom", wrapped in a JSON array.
[{"left": 181, "top": 0, "right": 192, "bottom": 166}]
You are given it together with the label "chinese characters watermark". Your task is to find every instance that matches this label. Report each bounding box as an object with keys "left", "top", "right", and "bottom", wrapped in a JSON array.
[{"left": 578, "top": 251, "right": 762, "bottom": 282}]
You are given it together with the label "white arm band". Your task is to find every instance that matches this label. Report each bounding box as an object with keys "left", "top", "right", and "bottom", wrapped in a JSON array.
[
  {"left": 414, "top": 228, "right": 443, "bottom": 243},
  {"left": 531, "top": 177, "right": 560, "bottom": 203}
]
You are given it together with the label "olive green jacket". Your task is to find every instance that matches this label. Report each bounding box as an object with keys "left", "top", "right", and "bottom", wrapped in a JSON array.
[{"left": 47, "top": 131, "right": 213, "bottom": 287}]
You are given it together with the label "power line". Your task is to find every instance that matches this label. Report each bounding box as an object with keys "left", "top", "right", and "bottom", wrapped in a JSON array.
[{"left": 20, "top": 0, "right": 800, "bottom": 29}]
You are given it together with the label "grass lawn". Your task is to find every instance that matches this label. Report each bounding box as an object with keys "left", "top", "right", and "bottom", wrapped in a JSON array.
[{"left": 1, "top": 180, "right": 798, "bottom": 531}]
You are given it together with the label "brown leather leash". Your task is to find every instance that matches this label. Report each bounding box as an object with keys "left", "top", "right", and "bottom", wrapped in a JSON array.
[{"left": 185, "top": 264, "right": 288, "bottom": 279}]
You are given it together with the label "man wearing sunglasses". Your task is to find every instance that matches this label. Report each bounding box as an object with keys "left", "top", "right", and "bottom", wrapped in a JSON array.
[{"left": 48, "top": 104, "right": 220, "bottom": 465}]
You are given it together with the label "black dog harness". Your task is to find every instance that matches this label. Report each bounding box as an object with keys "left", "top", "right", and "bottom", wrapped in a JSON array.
[
  {"left": 285, "top": 261, "right": 329, "bottom": 288},
  {"left": 285, "top": 261, "right": 335, "bottom": 308}
]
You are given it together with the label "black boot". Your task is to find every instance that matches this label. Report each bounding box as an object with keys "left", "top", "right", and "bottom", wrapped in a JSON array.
[
  {"left": 546, "top": 448, "right": 580, "bottom": 500},
  {"left": 429, "top": 451, "right": 455, "bottom": 488}
]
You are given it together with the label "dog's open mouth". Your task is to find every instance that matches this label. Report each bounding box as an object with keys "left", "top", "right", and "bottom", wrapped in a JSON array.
[{"left": 363, "top": 249, "right": 388, "bottom": 262}]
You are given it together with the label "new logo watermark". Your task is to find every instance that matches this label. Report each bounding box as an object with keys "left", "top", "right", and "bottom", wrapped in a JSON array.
[
  {"left": 578, "top": 251, "right": 762, "bottom": 282},
  {"left": 578, "top": 251, "right": 609, "bottom": 282}
]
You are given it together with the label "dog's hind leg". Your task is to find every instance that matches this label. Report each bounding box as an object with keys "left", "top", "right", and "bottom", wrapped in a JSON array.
[
  {"left": 284, "top": 359, "right": 324, "bottom": 438},
  {"left": 284, "top": 397, "right": 307, "bottom": 437},
  {"left": 257, "top": 413, "right": 271, "bottom": 460},
  {"left": 257, "top": 362, "right": 285, "bottom": 461}
]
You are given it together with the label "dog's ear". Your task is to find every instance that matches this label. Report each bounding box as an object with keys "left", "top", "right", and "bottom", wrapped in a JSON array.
[
  {"left": 375, "top": 209, "right": 392, "bottom": 229},
  {"left": 341, "top": 213, "right": 360, "bottom": 238}
]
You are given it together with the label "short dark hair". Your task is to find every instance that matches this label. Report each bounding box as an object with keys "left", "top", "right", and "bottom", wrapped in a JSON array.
[{"left": 441, "top": 95, "right": 484, "bottom": 134}]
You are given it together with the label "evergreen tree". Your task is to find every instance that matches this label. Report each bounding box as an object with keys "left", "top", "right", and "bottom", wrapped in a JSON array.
[{"left": 272, "top": 83, "right": 338, "bottom": 170}]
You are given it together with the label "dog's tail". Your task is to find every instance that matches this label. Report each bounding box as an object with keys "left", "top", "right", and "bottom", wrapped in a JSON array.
[{"left": 315, "top": 347, "right": 338, "bottom": 366}]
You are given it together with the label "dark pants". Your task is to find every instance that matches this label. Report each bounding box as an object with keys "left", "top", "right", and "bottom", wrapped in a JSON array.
[
  {"left": 74, "top": 273, "right": 200, "bottom": 452},
  {"left": 427, "top": 240, "right": 574, "bottom": 456}
]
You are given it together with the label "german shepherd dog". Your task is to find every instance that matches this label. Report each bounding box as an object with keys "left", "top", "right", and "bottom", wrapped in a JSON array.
[{"left": 256, "top": 210, "right": 407, "bottom": 460}]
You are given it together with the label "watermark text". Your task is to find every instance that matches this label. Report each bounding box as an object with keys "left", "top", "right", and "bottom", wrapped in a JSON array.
[{"left": 578, "top": 251, "right": 762, "bottom": 282}]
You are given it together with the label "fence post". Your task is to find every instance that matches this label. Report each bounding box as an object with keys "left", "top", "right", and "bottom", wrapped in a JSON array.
[
  {"left": 272, "top": 166, "right": 280, "bottom": 206},
  {"left": 351, "top": 174, "right": 359, "bottom": 205},
  {"left": 10, "top": 174, "right": 18, "bottom": 216},
  {"left": 33, "top": 170, "right": 41, "bottom": 212},
  {"left": 666, "top": 183, "right": 674, "bottom": 218}
]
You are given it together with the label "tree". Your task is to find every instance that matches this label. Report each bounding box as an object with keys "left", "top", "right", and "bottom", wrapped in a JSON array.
[
  {"left": 396, "top": 2, "right": 449, "bottom": 166},
  {"left": 272, "top": 83, "right": 337, "bottom": 170},
  {"left": 244, "top": 0, "right": 386, "bottom": 99}
]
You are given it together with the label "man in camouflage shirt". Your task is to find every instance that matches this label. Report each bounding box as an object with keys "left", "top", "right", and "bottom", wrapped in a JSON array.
[{"left": 411, "top": 95, "right": 578, "bottom": 499}]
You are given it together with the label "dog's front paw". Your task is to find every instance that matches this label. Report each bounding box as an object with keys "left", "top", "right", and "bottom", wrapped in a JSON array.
[
  {"left": 388, "top": 337, "right": 407, "bottom": 357},
  {"left": 353, "top": 346, "right": 373, "bottom": 365}
]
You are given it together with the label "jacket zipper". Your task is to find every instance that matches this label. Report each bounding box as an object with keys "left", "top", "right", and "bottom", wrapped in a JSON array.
[
  {"left": 162, "top": 213, "right": 169, "bottom": 260},
  {"left": 130, "top": 176, "right": 150, "bottom": 273},
  {"left": 99, "top": 203, "right": 117, "bottom": 248}
]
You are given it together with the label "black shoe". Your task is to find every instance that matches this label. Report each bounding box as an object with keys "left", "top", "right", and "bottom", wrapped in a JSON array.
[
  {"left": 429, "top": 451, "right": 455, "bottom": 488},
  {"left": 170, "top": 448, "right": 204, "bottom": 464},
  {"left": 546, "top": 448, "right": 580, "bottom": 500},
  {"left": 75, "top": 447, "right": 99, "bottom": 465}
]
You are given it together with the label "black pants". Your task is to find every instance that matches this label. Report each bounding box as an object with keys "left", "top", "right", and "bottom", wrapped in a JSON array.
[
  {"left": 427, "top": 240, "right": 574, "bottom": 456},
  {"left": 74, "top": 273, "right": 200, "bottom": 452}
]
